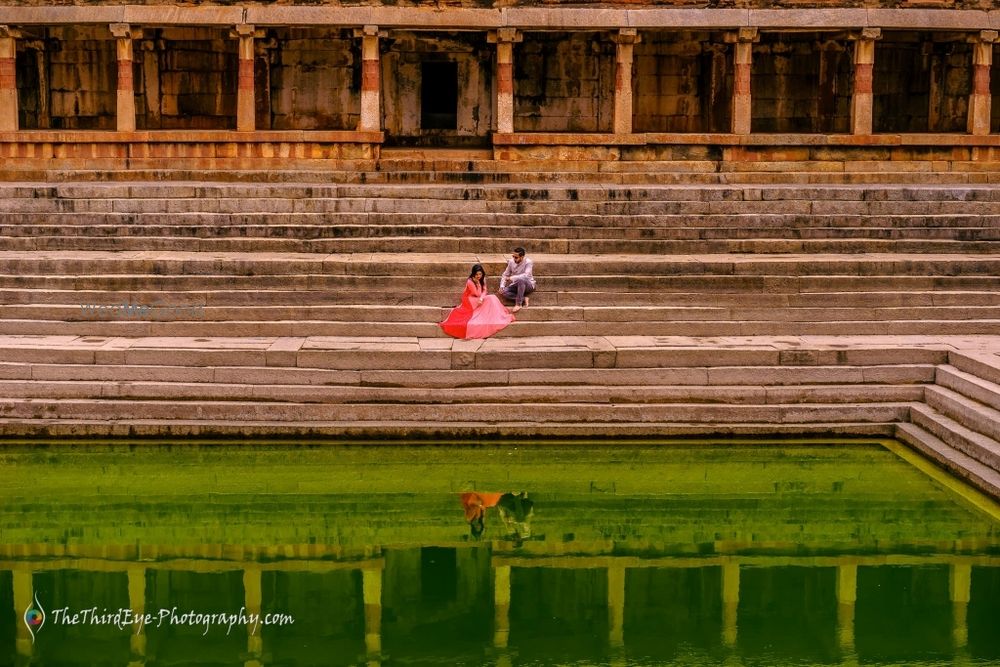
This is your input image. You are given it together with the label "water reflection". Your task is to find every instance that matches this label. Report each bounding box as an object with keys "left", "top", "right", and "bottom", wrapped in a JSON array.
[{"left": 1, "top": 441, "right": 999, "bottom": 666}]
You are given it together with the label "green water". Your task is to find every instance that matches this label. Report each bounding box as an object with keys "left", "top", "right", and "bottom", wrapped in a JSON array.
[{"left": 2, "top": 440, "right": 1000, "bottom": 666}]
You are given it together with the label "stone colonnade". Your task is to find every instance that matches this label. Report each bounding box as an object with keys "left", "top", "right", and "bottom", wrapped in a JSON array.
[
  {"left": 0, "top": 20, "right": 998, "bottom": 139},
  {"left": 7, "top": 554, "right": 997, "bottom": 663}
]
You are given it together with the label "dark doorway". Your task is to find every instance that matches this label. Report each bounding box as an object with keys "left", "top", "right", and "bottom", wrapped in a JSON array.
[{"left": 420, "top": 61, "right": 458, "bottom": 130}]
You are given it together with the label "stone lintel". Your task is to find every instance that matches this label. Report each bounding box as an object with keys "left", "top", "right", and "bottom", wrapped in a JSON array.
[{"left": 0, "top": 6, "right": 998, "bottom": 32}]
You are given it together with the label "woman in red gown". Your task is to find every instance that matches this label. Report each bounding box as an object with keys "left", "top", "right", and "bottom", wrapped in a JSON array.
[{"left": 439, "top": 264, "right": 515, "bottom": 339}]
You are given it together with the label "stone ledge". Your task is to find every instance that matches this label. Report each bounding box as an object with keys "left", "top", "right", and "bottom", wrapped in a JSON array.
[
  {"left": 493, "top": 132, "right": 1000, "bottom": 147},
  {"left": 0, "top": 131, "right": 385, "bottom": 144}
]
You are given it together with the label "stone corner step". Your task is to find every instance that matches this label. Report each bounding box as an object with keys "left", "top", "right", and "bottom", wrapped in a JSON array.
[
  {"left": 935, "top": 365, "right": 1000, "bottom": 413},
  {"left": 895, "top": 422, "right": 1000, "bottom": 500},
  {"left": 949, "top": 351, "right": 1000, "bottom": 387},
  {"left": 924, "top": 384, "right": 1000, "bottom": 442},
  {"left": 909, "top": 403, "right": 1000, "bottom": 473}
]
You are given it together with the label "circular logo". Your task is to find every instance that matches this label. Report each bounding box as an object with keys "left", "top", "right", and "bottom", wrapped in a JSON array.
[{"left": 25, "top": 609, "right": 44, "bottom": 626}]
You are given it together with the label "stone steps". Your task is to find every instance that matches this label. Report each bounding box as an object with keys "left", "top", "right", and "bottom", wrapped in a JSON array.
[
  {"left": 0, "top": 380, "right": 925, "bottom": 404},
  {"left": 895, "top": 422, "right": 1000, "bottom": 499},
  {"left": 4, "top": 274, "right": 996, "bottom": 292},
  {"left": 6, "top": 197, "right": 1000, "bottom": 215},
  {"left": 7, "top": 319, "right": 1000, "bottom": 337},
  {"left": 6, "top": 303, "right": 996, "bottom": 323},
  {"left": 7, "top": 288, "right": 998, "bottom": 308},
  {"left": 0, "top": 362, "right": 935, "bottom": 387},
  {"left": 3, "top": 252, "right": 996, "bottom": 276},
  {"left": 4, "top": 166, "right": 1000, "bottom": 186},
  {"left": 6, "top": 236, "right": 996, "bottom": 254}
]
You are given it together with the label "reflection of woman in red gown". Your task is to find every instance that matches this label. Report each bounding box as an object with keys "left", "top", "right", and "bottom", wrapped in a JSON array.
[{"left": 439, "top": 264, "right": 515, "bottom": 339}]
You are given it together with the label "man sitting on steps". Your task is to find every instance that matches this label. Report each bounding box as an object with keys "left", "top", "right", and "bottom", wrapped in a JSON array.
[{"left": 498, "top": 246, "right": 536, "bottom": 313}]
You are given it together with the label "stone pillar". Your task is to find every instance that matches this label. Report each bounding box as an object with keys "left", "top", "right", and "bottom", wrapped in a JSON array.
[
  {"left": 490, "top": 29, "right": 522, "bottom": 134},
  {"left": 968, "top": 31, "right": 998, "bottom": 136},
  {"left": 362, "top": 567, "right": 383, "bottom": 660},
  {"left": 244, "top": 566, "right": 263, "bottom": 666},
  {"left": 851, "top": 28, "right": 881, "bottom": 136},
  {"left": 950, "top": 563, "right": 971, "bottom": 649},
  {"left": 233, "top": 25, "right": 256, "bottom": 132},
  {"left": 127, "top": 567, "right": 147, "bottom": 664},
  {"left": 836, "top": 564, "right": 857, "bottom": 654},
  {"left": 13, "top": 570, "right": 33, "bottom": 659},
  {"left": 607, "top": 565, "right": 626, "bottom": 647},
  {"left": 493, "top": 564, "right": 511, "bottom": 649},
  {"left": 611, "top": 29, "right": 639, "bottom": 135},
  {"left": 721, "top": 562, "right": 739, "bottom": 647},
  {"left": 354, "top": 26, "right": 384, "bottom": 132},
  {"left": 731, "top": 28, "right": 758, "bottom": 135},
  {"left": 0, "top": 26, "right": 18, "bottom": 131},
  {"left": 110, "top": 24, "right": 141, "bottom": 133}
]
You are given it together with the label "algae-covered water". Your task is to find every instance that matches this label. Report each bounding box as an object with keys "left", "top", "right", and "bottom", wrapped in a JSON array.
[{"left": 1, "top": 439, "right": 999, "bottom": 666}]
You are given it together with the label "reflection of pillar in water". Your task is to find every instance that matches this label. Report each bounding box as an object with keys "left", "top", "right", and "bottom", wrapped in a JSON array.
[
  {"left": 128, "top": 567, "right": 147, "bottom": 665},
  {"left": 608, "top": 565, "right": 625, "bottom": 648},
  {"left": 836, "top": 564, "right": 857, "bottom": 654},
  {"left": 950, "top": 563, "right": 971, "bottom": 649},
  {"left": 244, "top": 566, "right": 263, "bottom": 667},
  {"left": 363, "top": 567, "right": 383, "bottom": 660},
  {"left": 493, "top": 565, "right": 511, "bottom": 649},
  {"left": 13, "top": 569, "right": 33, "bottom": 659},
  {"left": 722, "top": 562, "right": 739, "bottom": 648}
]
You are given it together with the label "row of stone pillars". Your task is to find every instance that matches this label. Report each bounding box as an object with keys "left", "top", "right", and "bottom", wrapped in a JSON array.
[
  {"left": 0, "top": 23, "right": 997, "bottom": 136},
  {"left": 12, "top": 564, "right": 385, "bottom": 667},
  {"left": 492, "top": 561, "right": 975, "bottom": 662},
  {"left": 7, "top": 559, "right": 982, "bottom": 664}
]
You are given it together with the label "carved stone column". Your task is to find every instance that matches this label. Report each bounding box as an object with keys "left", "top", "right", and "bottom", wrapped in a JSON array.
[
  {"left": 851, "top": 28, "right": 881, "bottom": 136},
  {"left": 233, "top": 25, "right": 257, "bottom": 132},
  {"left": 611, "top": 29, "right": 639, "bottom": 135},
  {"left": 110, "top": 24, "right": 141, "bottom": 132},
  {"left": 950, "top": 563, "right": 971, "bottom": 649},
  {"left": 968, "top": 31, "right": 998, "bottom": 135},
  {"left": 0, "top": 26, "right": 19, "bottom": 131},
  {"left": 607, "top": 565, "right": 626, "bottom": 647},
  {"left": 128, "top": 567, "right": 147, "bottom": 663},
  {"left": 836, "top": 563, "right": 857, "bottom": 655},
  {"left": 731, "top": 28, "right": 758, "bottom": 135},
  {"left": 355, "top": 26, "right": 385, "bottom": 132},
  {"left": 490, "top": 29, "right": 522, "bottom": 134}
]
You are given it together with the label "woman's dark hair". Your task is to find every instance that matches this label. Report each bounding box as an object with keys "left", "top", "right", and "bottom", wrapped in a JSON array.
[{"left": 468, "top": 264, "right": 487, "bottom": 289}]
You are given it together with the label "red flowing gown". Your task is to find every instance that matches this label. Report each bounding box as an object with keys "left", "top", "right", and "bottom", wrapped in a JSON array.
[{"left": 439, "top": 279, "right": 515, "bottom": 339}]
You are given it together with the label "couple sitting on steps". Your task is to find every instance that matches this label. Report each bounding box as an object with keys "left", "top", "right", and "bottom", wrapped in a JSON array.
[{"left": 438, "top": 247, "right": 536, "bottom": 340}]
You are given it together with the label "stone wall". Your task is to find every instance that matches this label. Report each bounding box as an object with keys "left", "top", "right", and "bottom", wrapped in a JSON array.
[
  {"left": 514, "top": 31, "right": 613, "bottom": 133},
  {"left": 632, "top": 32, "right": 731, "bottom": 134},
  {"left": 382, "top": 31, "right": 492, "bottom": 146},
  {"left": 16, "top": 26, "right": 116, "bottom": 130},
  {"left": 874, "top": 33, "right": 971, "bottom": 133},
  {"left": 268, "top": 28, "right": 358, "bottom": 131},
  {"left": 992, "top": 44, "right": 999, "bottom": 134},
  {"left": 752, "top": 33, "right": 852, "bottom": 134},
  {"left": 136, "top": 27, "right": 237, "bottom": 130}
]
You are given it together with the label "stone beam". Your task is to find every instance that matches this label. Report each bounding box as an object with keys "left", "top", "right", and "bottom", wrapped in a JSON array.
[
  {"left": 0, "top": 25, "right": 19, "bottom": 132},
  {"left": 968, "top": 30, "right": 997, "bottom": 136},
  {"left": 850, "top": 28, "right": 881, "bottom": 136},
  {"left": 611, "top": 28, "right": 639, "bottom": 135}
]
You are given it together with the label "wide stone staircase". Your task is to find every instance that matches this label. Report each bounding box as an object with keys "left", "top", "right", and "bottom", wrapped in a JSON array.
[{"left": 1, "top": 162, "right": 999, "bottom": 497}]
